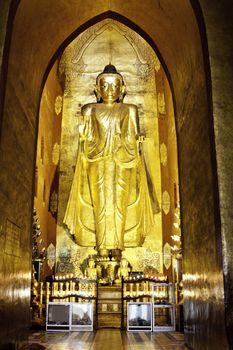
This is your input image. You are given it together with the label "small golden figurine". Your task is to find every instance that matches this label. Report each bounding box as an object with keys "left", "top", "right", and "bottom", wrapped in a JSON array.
[
  {"left": 85, "top": 258, "right": 97, "bottom": 280},
  {"left": 115, "top": 258, "right": 131, "bottom": 284}
]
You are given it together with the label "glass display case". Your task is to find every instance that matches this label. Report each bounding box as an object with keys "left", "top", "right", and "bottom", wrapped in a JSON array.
[
  {"left": 121, "top": 275, "right": 168, "bottom": 329},
  {"left": 71, "top": 302, "right": 93, "bottom": 331},
  {"left": 46, "top": 302, "right": 93, "bottom": 331},
  {"left": 152, "top": 283, "right": 175, "bottom": 331},
  {"left": 46, "top": 302, "right": 70, "bottom": 331},
  {"left": 127, "top": 302, "right": 152, "bottom": 331}
]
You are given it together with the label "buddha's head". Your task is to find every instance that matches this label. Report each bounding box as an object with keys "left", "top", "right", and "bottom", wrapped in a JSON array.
[
  {"left": 96, "top": 64, "right": 125, "bottom": 103},
  {"left": 121, "top": 258, "right": 128, "bottom": 268},
  {"left": 88, "top": 258, "right": 95, "bottom": 268}
]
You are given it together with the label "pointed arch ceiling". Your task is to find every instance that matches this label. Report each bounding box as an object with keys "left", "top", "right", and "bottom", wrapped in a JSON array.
[{"left": 9, "top": 0, "right": 204, "bottom": 130}]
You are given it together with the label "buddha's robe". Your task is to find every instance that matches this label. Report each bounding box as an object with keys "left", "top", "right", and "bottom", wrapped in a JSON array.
[{"left": 64, "top": 102, "right": 159, "bottom": 251}]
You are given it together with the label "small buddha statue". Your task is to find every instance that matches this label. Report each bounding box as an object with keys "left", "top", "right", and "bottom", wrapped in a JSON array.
[
  {"left": 115, "top": 258, "right": 131, "bottom": 284},
  {"left": 64, "top": 64, "right": 159, "bottom": 257},
  {"left": 85, "top": 258, "right": 97, "bottom": 280}
]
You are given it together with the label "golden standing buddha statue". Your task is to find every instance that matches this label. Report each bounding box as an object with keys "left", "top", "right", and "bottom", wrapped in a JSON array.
[{"left": 64, "top": 65, "right": 159, "bottom": 257}]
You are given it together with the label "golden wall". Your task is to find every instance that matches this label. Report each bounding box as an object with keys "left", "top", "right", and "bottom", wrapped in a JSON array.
[{"left": 35, "top": 63, "right": 62, "bottom": 278}]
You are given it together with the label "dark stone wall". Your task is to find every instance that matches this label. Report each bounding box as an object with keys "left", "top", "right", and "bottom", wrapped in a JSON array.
[
  {"left": 0, "top": 0, "right": 20, "bottom": 142},
  {"left": 0, "top": 1, "right": 10, "bottom": 79},
  {"left": 199, "top": 1, "right": 233, "bottom": 348},
  {"left": 0, "top": 2, "right": 31, "bottom": 349},
  {"left": 179, "top": 83, "right": 228, "bottom": 349},
  {"left": 0, "top": 81, "right": 34, "bottom": 348},
  {"left": 0, "top": 0, "right": 10, "bottom": 136}
]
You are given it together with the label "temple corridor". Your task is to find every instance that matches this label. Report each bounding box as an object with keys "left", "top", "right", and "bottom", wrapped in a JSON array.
[{"left": 28, "top": 329, "right": 187, "bottom": 350}]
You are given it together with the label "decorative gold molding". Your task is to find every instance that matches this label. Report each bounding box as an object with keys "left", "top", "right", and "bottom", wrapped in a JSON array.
[
  {"left": 160, "top": 143, "right": 167, "bottom": 166},
  {"left": 163, "top": 242, "right": 171, "bottom": 270},
  {"left": 47, "top": 243, "right": 56, "bottom": 269},
  {"left": 55, "top": 95, "right": 63, "bottom": 115},
  {"left": 52, "top": 143, "right": 60, "bottom": 165},
  {"left": 162, "top": 191, "right": 170, "bottom": 215}
]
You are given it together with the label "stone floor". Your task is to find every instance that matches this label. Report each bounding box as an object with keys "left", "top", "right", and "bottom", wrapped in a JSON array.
[{"left": 28, "top": 329, "right": 188, "bottom": 349}]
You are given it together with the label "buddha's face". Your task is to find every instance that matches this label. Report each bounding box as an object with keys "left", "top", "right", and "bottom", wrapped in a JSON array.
[
  {"left": 89, "top": 259, "right": 95, "bottom": 268},
  {"left": 97, "top": 75, "right": 123, "bottom": 103},
  {"left": 121, "top": 259, "right": 128, "bottom": 268}
]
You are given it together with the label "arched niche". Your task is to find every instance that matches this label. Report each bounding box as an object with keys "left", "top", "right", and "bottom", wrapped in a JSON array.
[{"left": 40, "top": 18, "right": 179, "bottom": 278}]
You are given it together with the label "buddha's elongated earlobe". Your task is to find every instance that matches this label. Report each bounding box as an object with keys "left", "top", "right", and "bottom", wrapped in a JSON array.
[
  {"left": 94, "top": 85, "right": 102, "bottom": 102},
  {"left": 119, "top": 85, "right": 126, "bottom": 102}
]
